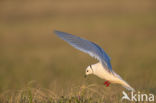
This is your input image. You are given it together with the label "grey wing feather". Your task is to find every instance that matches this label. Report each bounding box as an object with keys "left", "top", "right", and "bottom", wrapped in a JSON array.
[{"left": 54, "top": 30, "right": 112, "bottom": 72}]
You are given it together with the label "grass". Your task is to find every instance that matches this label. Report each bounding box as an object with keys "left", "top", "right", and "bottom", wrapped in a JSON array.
[
  {"left": 0, "top": 82, "right": 155, "bottom": 103},
  {"left": 0, "top": 83, "right": 124, "bottom": 103},
  {"left": 0, "top": 0, "right": 156, "bottom": 102}
]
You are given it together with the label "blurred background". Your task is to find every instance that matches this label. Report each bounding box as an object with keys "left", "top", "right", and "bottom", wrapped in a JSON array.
[{"left": 0, "top": 0, "right": 156, "bottom": 94}]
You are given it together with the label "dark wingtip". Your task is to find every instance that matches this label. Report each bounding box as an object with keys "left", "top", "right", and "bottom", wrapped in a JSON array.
[{"left": 54, "top": 30, "right": 61, "bottom": 35}]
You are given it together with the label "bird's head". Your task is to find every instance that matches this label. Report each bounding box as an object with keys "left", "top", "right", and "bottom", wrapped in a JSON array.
[{"left": 84, "top": 65, "right": 94, "bottom": 78}]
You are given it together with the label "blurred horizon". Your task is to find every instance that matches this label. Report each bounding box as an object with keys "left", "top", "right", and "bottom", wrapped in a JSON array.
[{"left": 0, "top": 0, "right": 156, "bottom": 95}]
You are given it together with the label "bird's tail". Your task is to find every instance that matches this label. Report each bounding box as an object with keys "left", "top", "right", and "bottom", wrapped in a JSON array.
[
  {"left": 120, "top": 80, "right": 135, "bottom": 92},
  {"left": 113, "top": 72, "right": 135, "bottom": 92}
]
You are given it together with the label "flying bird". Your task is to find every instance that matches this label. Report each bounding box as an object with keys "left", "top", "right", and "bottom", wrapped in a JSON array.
[{"left": 54, "top": 30, "right": 135, "bottom": 91}]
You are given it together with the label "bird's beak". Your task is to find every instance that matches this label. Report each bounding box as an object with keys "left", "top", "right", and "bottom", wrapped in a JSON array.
[{"left": 84, "top": 75, "right": 87, "bottom": 78}]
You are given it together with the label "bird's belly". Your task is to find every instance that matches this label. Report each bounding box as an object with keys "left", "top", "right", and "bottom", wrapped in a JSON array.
[
  {"left": 95, "top": 69, "right": 118, "bottom": 82},
  {"left": 93, "top": 62, "right": 121, "bottom": 83}
]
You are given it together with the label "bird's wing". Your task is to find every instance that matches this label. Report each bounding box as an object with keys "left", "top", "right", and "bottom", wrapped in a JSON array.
[{"left": 54, "top": 30, "right": 112, "bottom": 72}]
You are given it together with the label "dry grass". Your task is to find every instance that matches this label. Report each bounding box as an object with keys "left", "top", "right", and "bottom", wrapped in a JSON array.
[
  {"left": 0, "top": 82, "right": 127, "bottom": 103},
  {"left": 0, "top": 0, "right": 156, "bottom": 102}
]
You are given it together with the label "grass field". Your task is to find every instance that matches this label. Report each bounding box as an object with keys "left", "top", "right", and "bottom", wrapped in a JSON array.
[{"left": 0, "top": 0, "right": 156, "bottom": 102}]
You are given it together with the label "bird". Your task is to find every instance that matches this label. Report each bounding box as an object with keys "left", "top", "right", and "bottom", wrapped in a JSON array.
[{"left": 54, "top": 30, "right": 135, "bottom": 92}]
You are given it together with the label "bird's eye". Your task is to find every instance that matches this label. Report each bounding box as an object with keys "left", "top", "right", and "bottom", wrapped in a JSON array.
[{"left": 87, "top": 70, "right": 89, "bottom": 72}]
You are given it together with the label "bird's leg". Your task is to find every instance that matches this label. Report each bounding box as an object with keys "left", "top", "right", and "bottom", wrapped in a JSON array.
[{"left": 104, "top": 81, "right": 111, "bottom": 87}]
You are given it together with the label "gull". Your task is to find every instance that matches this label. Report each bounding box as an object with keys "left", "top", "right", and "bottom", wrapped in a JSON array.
[{"left": 54, "top": 30, "right": 135, "bottom": 91}]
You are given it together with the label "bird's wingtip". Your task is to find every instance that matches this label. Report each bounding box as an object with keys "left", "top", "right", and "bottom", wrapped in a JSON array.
[{"left": 54, "top": 30, "right": 60, "bottom": 34}]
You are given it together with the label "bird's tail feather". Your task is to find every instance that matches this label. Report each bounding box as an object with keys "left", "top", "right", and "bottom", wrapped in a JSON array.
[
  {"left": 112, "top": 71, "right": 135, "bottom": 92},
  {"left": 121, "top": 80, "right": 135, "bottom": 92}
]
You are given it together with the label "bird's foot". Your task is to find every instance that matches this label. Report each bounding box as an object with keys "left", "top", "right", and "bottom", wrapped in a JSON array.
[{"left": 104, "top": 81, "right": 111, "bottom": 87}]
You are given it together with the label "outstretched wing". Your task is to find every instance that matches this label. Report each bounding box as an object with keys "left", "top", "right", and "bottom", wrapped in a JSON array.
[{"left": 54, "top": 30, "right": 112, "bottom": 72}]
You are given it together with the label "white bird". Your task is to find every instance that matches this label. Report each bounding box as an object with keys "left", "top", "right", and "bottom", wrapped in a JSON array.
[{"left": 54, "top": 30, "right": 135, "bottom": 91}]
